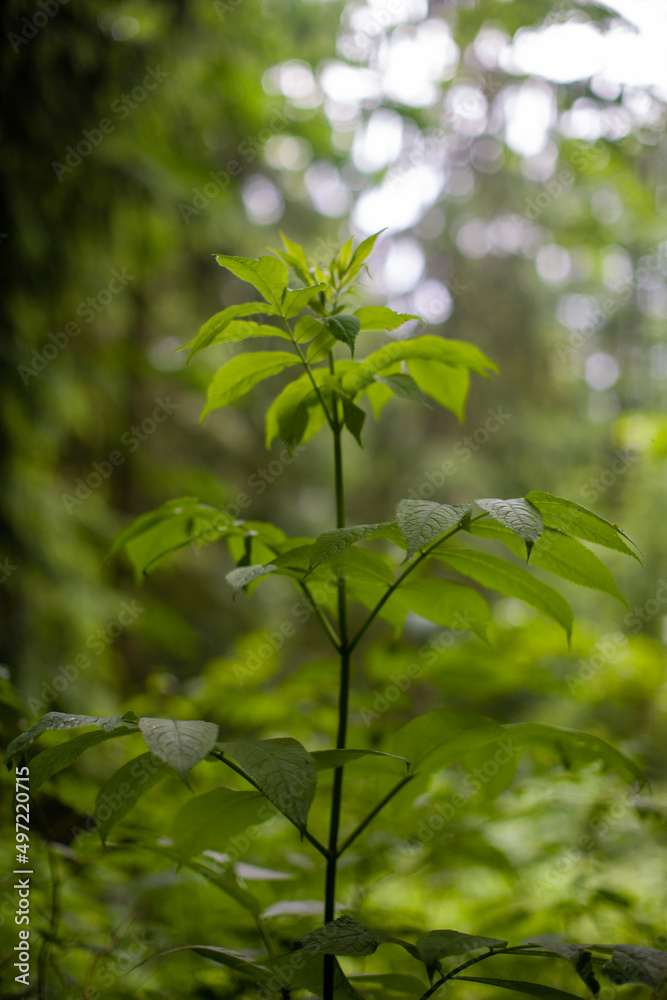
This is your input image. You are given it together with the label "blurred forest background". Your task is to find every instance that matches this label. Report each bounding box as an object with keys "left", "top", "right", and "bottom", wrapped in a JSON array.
[{"left": 0, "top": 0, "right": 666, "bottom": 997}]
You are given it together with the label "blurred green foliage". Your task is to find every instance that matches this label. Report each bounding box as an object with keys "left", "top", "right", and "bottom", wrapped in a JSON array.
[{"left": 1, "top": 0, "right": 665, "bottom": 997}]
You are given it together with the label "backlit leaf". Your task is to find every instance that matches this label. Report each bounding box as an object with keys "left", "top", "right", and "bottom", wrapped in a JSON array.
[
  {"left": 434, "top": 548, "right": 574, "bottom": 639},
  {"left": 525, "top": 492, "right": 640, "bottom": 561},
  {"left": 183, "top": 303, "right": 284, "bottom": 361},
  {"left": 215, "top": 254, "right": 289, "bottom": 308},
  {"left": 202, "top": 351, "right": 301, "bottom": 417},
  {"left": 388, "top": 707, "right": 505, "bottom": 774},
  {"left": 354, "top": 306, "right": 419, "bottom": 332},
  {"left": 408, "top": 360, "right": 470, "bottom": 422}
]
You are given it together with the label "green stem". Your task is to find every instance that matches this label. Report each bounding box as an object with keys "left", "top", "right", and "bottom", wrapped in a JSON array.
[
  {"left": 337, "top": 773, "right": 415, "bottom": 856},
  {"left": 298, "top": 580, "right": 341, "bottom": 650},
  {"left": 280, "top": 313, "right": 335, "bottom": 431},
  {"left": 348, "top": 514, "right": 488, "bottom": 655},
  {"left": 324, "top": 387, "right": 348, "bottom": 1000},
  {"left": 416, "top": 945, "right": 539, "bottom": 1000},
  {"left": 209, "top": 750, "right": 329, "bottom": 859}
]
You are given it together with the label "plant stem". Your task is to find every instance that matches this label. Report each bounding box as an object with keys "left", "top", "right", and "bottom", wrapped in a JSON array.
[
  {"left": 281, "top": 314, "right": 335, "bottom": 431},
  {"left": 347, "top": 514, "right": 488, "bottom": 655},
  {"left": 337, "top": 773, "right": 415, "bottom": 856},
  {"left": 323, "top": 378, "right": 349, "bottom": 1000},
  {"left": 298, "top": 580, "right": 341, "bottom": 650},
  {"left": 415, "top": 945, "right": 538, "bottom": 1000}
]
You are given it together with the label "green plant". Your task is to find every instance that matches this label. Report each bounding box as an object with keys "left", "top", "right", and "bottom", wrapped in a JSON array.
[{"left": 6, "top": 233, "right": 663, "bottom": 1000}]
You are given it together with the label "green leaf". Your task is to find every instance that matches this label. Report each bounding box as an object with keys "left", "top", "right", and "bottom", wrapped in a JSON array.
[
  {"left": 525, "top": 492, "right": 640, "bottom": 561},
  {"left": 455, "top": 976, "right": 587, "bottom": 1000},
  {"left": 386, "top": 579, "right": 490, "bottom": 642},
  {"left": 309, "top": 522, "right": 395, "bottom": 571},
  {"left": 172, "top": 787, "right": 274, "bottom": 861},
  {"left": 523, "top": 938, "right": 600, "bottom": 995},
  {"left": 143, "top": 843, "right": 263, "bottom": 914},
  {"left": 347, "top": 229, "right": 386, "bottom": 273},
  {"left": 335, "top": 237, "right": 354, "bottom": 275},
  {"left": 408, "top": 360, "right": 470, "bottom": 422},
  {"left": 202, "top": 351, "right": 301, "bottom": 417},
  {"left": 263, "top": 952, "right": 367, "bottom": 999},
  {"left": 265, "top": 371, "right": 329, "bottom": 449},
  {"left": 334, "top": 546, "right": 395, "bottom": 585},
  {"left": 218, "top": 737, "right": 316, "bottom": 832},
  {"left": 375, "top": 374, "right": 431, "bottom": 407},
  {"left": 342, "top": 336, "right": 497, "bottom": 397},
  {"left": 106, "top": 497, "right": 241, "bottom": 578},
  {"left": 292, "top": 916, "right": 394, "bottom": 957},
  {"left": 388, "top": 707, "right": 505, "bottom": 774},
  {"left": 215, "top": 254, "right": 289, "bottom": 308},
  {"left": 28, "top": 728, "right": 138, "bottom": 790},
  {"left": 417, "top": 930, "right": 507, "bottom": 971},
  {"left": 434, "top": 548, "right": 574, "bottom": 639},
  {"left": 354, "top": 306, "right": 420, "bottom": 332},
  {"left": 462, "top": 738, "right": 519, "bottom": 801},
  {"left": 502, "top": 722, "right": 646, "bottom": 785},
  {"left": 96, "top": 752, "right": 168, "bottom": 844},
  {"left": 342, "top": 396, "right": 366, "bottom": 446},
  {"left": 311, "top": 749, "right": 409, "bottom": 771},
  {"left": 296, "top": 314, "right": 327, "bottom": 343},
  {"left": 5, "top": 712, "right": 129, "bottom": 763},
  {"left": 226, "top": 563, "right": 277, "bottom": 595},
  {"left": 475, "top": 498, "right": 544, "bottom": 558},
  {"left": 139, "top": 943, "right": 270, "bottom": 979},
  {"left": 283, "top": 283, "right": 328, "bottom": 318},
  {"left": 396, "top": 499, "right": 472, "bottom": 561},
  {"left": 183, "top": 304, "right": 285, "bottom": 362},
  {"left": 307, "top": 327, "right": 338, "bottom": 362},
  {"left": 325, "top": 314, "right": 361, "bottom": 357},
  {"left": 279, "top": 231, "right": 313, "bottom": 284},
  {"left": 138, "top": 718, "right": 219, "bottom": 784},
  {"left": 602, "top": 946, "right": 667, "bottom": 993},
  {"left": 468, "top": 521, "right": 626, "bottom": 605}
]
